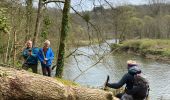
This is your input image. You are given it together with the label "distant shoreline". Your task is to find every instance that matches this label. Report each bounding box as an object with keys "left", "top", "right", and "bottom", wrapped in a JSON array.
[{"left": 111, "top": 39, "right": 170, "bottom": 63}]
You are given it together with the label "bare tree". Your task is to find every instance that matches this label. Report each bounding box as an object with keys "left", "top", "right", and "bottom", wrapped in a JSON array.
[{"left": 32, "top": 0, "right": 43, "bottom": 46}]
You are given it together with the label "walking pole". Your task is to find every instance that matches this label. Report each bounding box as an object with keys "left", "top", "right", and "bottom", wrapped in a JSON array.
[{"left": 103, "top": 75, "right": 110, "bottom": 90}]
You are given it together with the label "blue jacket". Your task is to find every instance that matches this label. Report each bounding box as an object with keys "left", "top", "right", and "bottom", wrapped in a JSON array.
[
  {"left": 22, "top": 47, "right": 39, "bottom": 64},
  {"left": 38, "top": 47, "right": 54, "bottom": 66}
]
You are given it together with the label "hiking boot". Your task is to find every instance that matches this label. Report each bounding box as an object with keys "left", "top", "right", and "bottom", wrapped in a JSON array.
[{"left": 104, "top": 75, "right": 110, "bottom": 90}]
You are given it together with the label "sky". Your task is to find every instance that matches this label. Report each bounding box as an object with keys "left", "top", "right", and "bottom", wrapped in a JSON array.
[
  {"left": 46, "top": 0, "right": 148, "bottom": 11},
  {"left": 71, "top": 0, "right": 147, "bottom": 11}
]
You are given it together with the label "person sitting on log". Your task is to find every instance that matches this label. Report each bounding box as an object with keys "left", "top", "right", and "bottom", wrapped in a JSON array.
[{"left": 104, "top": 60, "right": 149, "bottom": 100}]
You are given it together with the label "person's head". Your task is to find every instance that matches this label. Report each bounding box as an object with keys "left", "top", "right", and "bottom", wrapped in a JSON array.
[
  {"left": 127, "top": 60, "right": 141, "bottom": 75},
  {"left": 43, "top": 40, "right": 50, "bottom": 49},
  {"left": 127, "top": 60, "right": 138, "bottom": 69},
  {"left": 128, "top": 66, "right": 141, "bottom": 75},
  {"left": 26, "top": 40, "right": 32, "bottom": 48}
]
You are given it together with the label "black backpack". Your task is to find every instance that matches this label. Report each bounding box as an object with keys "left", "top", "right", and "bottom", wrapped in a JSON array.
[{"left": 132, "top": 75, "right": 150, "bottom": 99}]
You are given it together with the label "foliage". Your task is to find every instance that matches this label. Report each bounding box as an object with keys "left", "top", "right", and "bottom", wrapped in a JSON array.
[
  {"left": 0, "top": 8, "right": 9, "bottom": 33},
  {"left": 41, "top": 15, "right": 52, "bottom": 40},
  {"left": 112, "top": 39, "right": 170, "bottom": 57},
  {"left": 0, "top": 8, "right": 9, "bottom": 57},
  {"left": 83, "top": 12, "right": 90, "bottom": 23}
]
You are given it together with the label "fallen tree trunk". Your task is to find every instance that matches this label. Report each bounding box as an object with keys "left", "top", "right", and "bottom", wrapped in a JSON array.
[{"left": 0, "top": 66, "right": 118, "bottom": 100}]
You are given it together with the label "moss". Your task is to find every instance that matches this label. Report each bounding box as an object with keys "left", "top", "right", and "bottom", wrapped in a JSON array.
[{"left": 56, "top": 78, "right": 79, "bottom": 86}]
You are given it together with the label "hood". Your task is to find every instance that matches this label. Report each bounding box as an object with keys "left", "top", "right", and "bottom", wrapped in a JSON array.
[{"left": 128, "top": 66, "right": 141, "bottom": 75}]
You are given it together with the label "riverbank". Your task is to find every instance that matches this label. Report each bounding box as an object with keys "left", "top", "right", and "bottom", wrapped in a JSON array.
[
  {"left": 67, "top": 39, "right": 104, "bottom": 47},
  {"left": 111, "top": 39, "right": 170, "bottom": 62}
]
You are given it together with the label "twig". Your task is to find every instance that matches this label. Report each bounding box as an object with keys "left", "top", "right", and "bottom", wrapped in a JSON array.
[
  {"left": 73, "top": 55, "right": 83, "bottom": 72},
  {"left": 65, "top": 48, "right": 78, "bottom": 58}
]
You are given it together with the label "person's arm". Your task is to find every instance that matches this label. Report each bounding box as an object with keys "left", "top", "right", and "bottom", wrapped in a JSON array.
[
  {"left": 31, "top": 49, "right": 37, "bottom": 58},
  {"left": 22, "top": 49, "right": 28, "bottom": 58},
  {"left": 106, "top": 74, "right": 128, "bottom": 89},
  {"left": 31, "top": 53, "right": 37, "bottom": 58},
  {"left": 47, "top": 48, "right": 54, "bottom": 61},
  {"left": 37, "top": 49, "right": 44, "bottom": 63}
]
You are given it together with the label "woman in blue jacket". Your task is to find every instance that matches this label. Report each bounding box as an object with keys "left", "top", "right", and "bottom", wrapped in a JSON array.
[{"left": 38, "top": 40, "right": 54, "bottom": 76}]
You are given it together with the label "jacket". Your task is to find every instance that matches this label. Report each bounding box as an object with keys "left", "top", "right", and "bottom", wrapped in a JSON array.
[
  {"left": 107, "top": 66, "right": 141, "bottom": 90},
  {"left": 38, "top": 47, "right": 54, "bottom": 66},
  {"left": 22, "top": 47, "right": 39, "bottom": 64}
]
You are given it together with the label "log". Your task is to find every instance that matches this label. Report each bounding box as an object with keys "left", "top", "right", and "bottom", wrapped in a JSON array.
[{"left": 0, "top": 66, "right": 118, "bottom": 100}]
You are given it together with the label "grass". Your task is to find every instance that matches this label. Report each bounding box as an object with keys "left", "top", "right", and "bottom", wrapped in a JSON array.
[
  {"left": 67, "top": 39, "right": 103, "bottom": 47},
  {"left": 111, "top": 39, "right": 170, "bottom": 58}
]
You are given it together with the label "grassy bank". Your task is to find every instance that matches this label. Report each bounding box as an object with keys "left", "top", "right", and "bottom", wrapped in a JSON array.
[
  {"left": 111, "top": 39, "right": 170, "bottom": 61},
  {"left": 67, "top": 39, "right": 103, "bottom": 47}
]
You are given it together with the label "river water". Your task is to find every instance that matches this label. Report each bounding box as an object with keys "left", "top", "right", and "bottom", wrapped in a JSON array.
[{"left": 63, "top": 40, "right": 170, "bottom": 100}]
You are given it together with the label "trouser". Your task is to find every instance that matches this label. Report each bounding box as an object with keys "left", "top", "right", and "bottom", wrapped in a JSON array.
[
  {"left": 116, "top": 93, "right": 147, "bottom": 100},
  {"left": 22, "top": 63, "right": 38, "bottom": 73},
  {"left": 41, "top": 64, "right": 51, "bottom": 77},
  {"left": 115, "top": 93, "right": 133, "bottom": 100},
  {"left": 121, "top": 93, "right": 133, "bottom": 100}
]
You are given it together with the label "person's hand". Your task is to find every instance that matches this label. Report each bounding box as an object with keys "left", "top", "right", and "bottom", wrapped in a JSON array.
[
  {"left": 43, "top": 60, "right": 46, "bottom": 64},
  {"left": 44, "top": 58, "right": 48, "bottom": 61},
  {"left": 28, "top": 51, "right": 32, "bottom": 56}
]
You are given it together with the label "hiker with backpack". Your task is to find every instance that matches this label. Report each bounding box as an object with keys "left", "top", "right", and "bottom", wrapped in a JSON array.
[
  {"left": 22, "top": 40, "right": 39, "bottom": 73},
  {"left": 104, "top": 60, "right": 149, "bottom": 100},
  {"left": 38, "top": 40, "right": 54, "bottom": 77}
]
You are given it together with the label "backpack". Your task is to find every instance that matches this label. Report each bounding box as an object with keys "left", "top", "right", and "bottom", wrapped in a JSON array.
[{"left": 132, "top": 75, "right": 149, "bottom": 99}]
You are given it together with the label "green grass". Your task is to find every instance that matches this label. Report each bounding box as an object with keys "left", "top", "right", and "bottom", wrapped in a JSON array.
[{"left": 111, "top": 39, "right": 170, "bottom": 57}]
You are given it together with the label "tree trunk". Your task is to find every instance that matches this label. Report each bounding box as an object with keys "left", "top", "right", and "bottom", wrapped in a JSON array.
[
  {"left": 4, "top": 31, "right": 10, "bottom": 64},
  {"left": 13, "top": 31, "right": 17, "bottom": 66},
  {"left": 25, "top": 0, "right": 33, "bottom": 41},
  {"left": 55, "top": 0, "right": 70, "bottom": 77},
  {"left": 32, "top": 0, "right": 43, "bottom": 47},
  {"left": 0, "top": 66, "right": 117, "bottom": 100}
]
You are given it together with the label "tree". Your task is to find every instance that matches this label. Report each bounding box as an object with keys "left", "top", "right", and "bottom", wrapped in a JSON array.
[
  {"left": 112, "top": 6, "right": 136, "bottom": 42},
  {"left": 25, "top": 0, "right": 33, "bottom": 41},
  {"left": 129, "top": 17, "right": 144, "bottom": 39},
  {"left": 0, "top": 8, "right": 10, "bottom": 63},
  {"left": 148, "top": 0, "right": 166, "bottom": 16},
  {"left": 32, "top": 0, "right": 43, "bottom": 46},
  {"left": 55, "top": 0, "right": 71, "bottom": 77},
  {"left": 0, "top": 66, "right": 115, "bottom": 100}
]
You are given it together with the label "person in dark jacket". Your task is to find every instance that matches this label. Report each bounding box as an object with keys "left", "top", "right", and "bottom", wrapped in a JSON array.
[
  {"left": 38, "top": 40, "right": 54, "bottom": 77},
  {"left": 22, "top": 40, "right": 39, "bottom": 73},
  {"left": 105, "top": 60, "right": 142, "bottom": 100}
]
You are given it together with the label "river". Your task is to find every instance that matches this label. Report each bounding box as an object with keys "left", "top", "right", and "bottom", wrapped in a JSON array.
[{"left": 63, "top": 39, "right": 170, "bottom": 100}]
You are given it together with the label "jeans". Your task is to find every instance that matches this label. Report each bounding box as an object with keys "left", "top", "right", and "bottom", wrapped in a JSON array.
[
  {"left": 22, "top": 63, "right": 38, "bottom": 73},
  {"left": 41, "top": 64, "right": 51, "bottom": 77}
]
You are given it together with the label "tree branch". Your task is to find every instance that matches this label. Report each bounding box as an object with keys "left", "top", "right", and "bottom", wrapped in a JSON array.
[
  {"left": 65, "top": 48, "right": 78, "bottom": 58},
  {"left": 43, "top": 0, "right": 65, "bottom": 5}
]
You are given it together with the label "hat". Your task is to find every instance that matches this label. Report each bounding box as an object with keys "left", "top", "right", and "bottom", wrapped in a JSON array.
[
  {"left": 128, "top": 66, "right": 141, "bottom": 75},
  {"left": 127, "top": 60, "right": 138, "bottom": 69}
]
